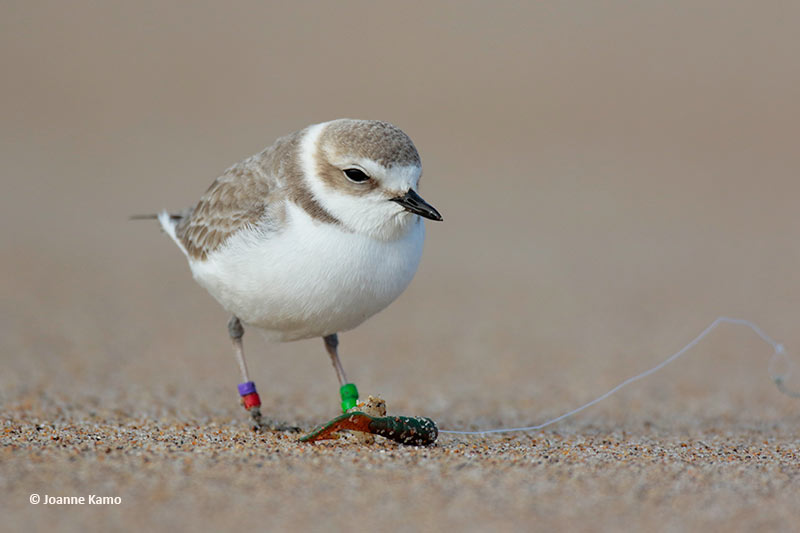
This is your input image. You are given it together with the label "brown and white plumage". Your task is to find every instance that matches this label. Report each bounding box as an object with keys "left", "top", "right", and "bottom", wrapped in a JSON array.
[
  {"left": 152, "top": 119, "right": 441, "bottom": 428},
  {"left": 163, "top": 119, "right": 429, "bottom": 261}
]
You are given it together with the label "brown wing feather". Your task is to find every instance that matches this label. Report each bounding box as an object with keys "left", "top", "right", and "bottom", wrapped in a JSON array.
[
  {"left": 175, "top": 160, "right": 272, "bottom": 260},
  {"left": 173, "top": 128, "right": 341, "bottom": 260}
]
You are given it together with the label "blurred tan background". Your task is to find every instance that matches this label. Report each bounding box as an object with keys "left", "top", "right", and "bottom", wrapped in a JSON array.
[{"left": 2, "top": 1, "right": 799, "bottom": 531}]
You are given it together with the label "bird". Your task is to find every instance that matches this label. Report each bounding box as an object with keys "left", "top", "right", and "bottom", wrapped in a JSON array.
[{"left": 137, "top": 119, "right": 442, "bottom": 430}]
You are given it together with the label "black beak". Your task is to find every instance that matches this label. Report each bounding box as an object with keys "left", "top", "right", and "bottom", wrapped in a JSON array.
[{"left": 389, "top": 189, "right": 443, "bottom": 221}]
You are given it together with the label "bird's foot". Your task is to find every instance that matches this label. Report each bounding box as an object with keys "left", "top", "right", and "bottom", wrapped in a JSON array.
[
  {"left": 247, "top": 407, "right": 301, "bottom": 433},
  {"left": 237, "top": 381, "right": 299, "bottom": 432}
]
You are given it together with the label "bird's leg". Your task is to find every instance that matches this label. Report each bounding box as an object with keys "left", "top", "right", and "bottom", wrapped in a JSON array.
[
  {"left": 228, "top": 316, "right": 265, "bottom": 430},
  {"left": 323, "top": 333, "right": 359, "bottom": 412},
  {"left": 323, "top": 333, "right": 348, "bottom": 385},
  {"left": 228, "top": 317, "right": 299, "bottom": 432}
]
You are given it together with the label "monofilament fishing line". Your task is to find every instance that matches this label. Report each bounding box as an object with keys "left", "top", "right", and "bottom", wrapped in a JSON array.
[{"left": 439, "top": 317, "right": 798, "bottom": 436}]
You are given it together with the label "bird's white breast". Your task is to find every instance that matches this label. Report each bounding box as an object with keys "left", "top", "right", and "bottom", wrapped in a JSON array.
[{"left": 189, "top": 202, "right": 425, "bottom": 341}]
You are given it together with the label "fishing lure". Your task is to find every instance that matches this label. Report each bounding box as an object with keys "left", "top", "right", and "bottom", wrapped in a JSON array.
[{"left": 300, "top": 412, "right": 438, "bottom": 446}]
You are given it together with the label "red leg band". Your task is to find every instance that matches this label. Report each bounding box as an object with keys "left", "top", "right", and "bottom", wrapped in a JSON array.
[{"left": 241, "top": 392, "right": 261, "bottom": 410}]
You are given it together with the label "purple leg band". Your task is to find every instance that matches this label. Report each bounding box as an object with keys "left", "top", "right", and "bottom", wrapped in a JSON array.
[{"left": 238, "top": 381, "right": 257, "bottom": 396}]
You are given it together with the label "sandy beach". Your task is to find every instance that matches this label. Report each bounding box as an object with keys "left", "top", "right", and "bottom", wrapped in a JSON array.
[{"left": 2, "top": 2, "right": 799, "bottom": 531}]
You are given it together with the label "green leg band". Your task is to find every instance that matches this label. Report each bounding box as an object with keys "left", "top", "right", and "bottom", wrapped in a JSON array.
[{"left": 339, "top": 383, "right": 359, "bottom": 412}]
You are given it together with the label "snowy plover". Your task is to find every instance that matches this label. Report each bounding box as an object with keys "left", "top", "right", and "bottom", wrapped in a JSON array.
[{"left": 139, "top": 119, "right": 441, "bottom": 429}]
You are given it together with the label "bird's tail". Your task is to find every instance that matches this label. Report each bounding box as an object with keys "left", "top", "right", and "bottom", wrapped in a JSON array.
[
  {"left": 129, "top": 213, "right": 182, "bottom": 220},
  {"left": 130, "top": 210, "right": 191, "bottom": 258},
  {"left": 156, "top": 210, "right": 190, "bottom": 257}
]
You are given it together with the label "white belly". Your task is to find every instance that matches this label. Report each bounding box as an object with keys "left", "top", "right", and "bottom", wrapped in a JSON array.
[{"left": 188, "top": 204, "right": 425, "bottom": 341}]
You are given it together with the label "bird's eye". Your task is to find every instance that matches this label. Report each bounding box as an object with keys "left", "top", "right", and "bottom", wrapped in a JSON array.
[{"left": 343, "top": 168, "right": 370, "bottom": 183}]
